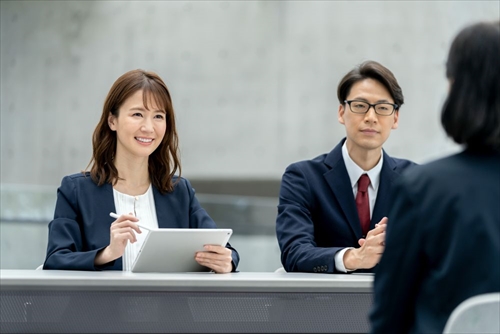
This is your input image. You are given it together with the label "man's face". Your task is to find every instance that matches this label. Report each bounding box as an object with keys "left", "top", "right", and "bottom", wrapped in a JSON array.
[{"left": 338, "top": 78, "right": 399, "bottom": 154}]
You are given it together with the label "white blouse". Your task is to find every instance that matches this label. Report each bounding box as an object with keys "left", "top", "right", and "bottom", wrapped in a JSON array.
[{"left": 113, "top": 184, "right": 159, "bottom": 271}]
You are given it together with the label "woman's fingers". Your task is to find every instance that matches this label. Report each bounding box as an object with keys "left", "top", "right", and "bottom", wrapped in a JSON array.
[{"left": 195, "top": 246, "right": 233, "bottom": 273}]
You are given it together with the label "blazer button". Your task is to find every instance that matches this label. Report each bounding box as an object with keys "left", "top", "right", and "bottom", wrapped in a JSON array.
[{"left": 313, "top": 267, "right": 317, "bottom": 272}]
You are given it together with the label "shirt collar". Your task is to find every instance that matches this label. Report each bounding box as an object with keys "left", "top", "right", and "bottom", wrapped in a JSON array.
[{"left": 341, "top": 141, "right": 383, "bottom": 192}]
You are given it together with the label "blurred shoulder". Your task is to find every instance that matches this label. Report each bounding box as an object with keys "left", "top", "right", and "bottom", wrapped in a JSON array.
[
  {"left": 60, "top": 172, "right": 96, "bottom": 188},
  {"left": 384, "top": 150, "right": 418, "bottom": 171},
  {"left": 56, "top": 172, "right": 101, "bottom": 203},
  {"left": 285, "top": 152, "right": 329, "bottom": 173},
  {"left": 397, "top": 150, "right": 499, "bottom": 192},
  {"left": 391, "top": 157, "right": 417, "bottom": 169},
  {"left": 398, "top": 155, "right": 452, "bottom": 187},
  {"left": 170, "top": 175, "right": 195, "bottom": 194},
  {"left": 64, "top": 171, "right": 91, "bottom": 181}
]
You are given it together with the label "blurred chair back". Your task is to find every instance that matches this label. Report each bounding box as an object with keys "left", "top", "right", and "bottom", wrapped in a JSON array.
[{"left": 443, "top": 292, "right": 500, "bottom": 333}]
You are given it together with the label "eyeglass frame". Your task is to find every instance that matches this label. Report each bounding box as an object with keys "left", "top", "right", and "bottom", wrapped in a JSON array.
[{"left": 344, "top": 100, "right": 399, "bottom": 116}]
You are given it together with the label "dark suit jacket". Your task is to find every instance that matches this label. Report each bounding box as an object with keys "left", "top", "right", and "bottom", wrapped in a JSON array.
[
  {"left": 276, "top": 138, "right": 416, "bottom": 273},
  {"left": 43, "top": 173, "right": 240, "bottom": 271},
  {"left": 370, "top": 149, "right": 500, "bottom": 333}
]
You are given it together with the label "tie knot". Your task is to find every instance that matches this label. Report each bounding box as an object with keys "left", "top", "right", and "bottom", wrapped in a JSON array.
[{"left": 358, "top": 174, "right": 370, "bottom": 193}]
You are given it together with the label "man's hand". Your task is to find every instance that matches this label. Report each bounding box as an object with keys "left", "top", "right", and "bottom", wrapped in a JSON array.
[{"left": 344, "top": 217, "right": 388, "bottom": 270}]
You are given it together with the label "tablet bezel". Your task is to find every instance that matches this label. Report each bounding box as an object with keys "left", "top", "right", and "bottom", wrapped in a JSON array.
[{"left": 131, "top": 228, "right": 233, "bottom": 273}]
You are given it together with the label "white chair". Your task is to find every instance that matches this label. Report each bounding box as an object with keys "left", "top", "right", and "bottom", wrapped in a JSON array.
[
  {"left": 443, "top": 292, "right": 500, "bottom": 333},
  {"left": 274, "top": 267, "right": 286, "bottom": 273},
  {"left": 36, "top": 264, "right": 43, "bottom": 270}
]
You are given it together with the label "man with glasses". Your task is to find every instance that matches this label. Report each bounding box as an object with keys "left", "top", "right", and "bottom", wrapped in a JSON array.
[{"left": 276, "top": 60, "right": 416, "bottom": 273}]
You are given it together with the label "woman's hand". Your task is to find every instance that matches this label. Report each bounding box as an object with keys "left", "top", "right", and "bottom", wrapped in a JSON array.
[
  {"left": 195, "top": 245, "right": 233, "bottom": 273},
  {"left": 94, "top": 213, "right": 141, "bottom": 265}
]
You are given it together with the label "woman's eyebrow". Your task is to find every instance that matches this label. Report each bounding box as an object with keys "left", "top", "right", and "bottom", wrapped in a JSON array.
[{"left": 130, "top": 107, "right": 165, "bottom": 113}]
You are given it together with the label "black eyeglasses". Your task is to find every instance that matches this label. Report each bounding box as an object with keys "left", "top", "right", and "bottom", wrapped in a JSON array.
[{"left": 344, "top": 100, "right": 398, "bottom": 116}]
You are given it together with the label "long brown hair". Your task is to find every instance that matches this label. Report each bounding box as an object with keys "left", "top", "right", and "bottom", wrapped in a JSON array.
[{"left": 86, "top": 69, "right": 181, "bottom": 193}]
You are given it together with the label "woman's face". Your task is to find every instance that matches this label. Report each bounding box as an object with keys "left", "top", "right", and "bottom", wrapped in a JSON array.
[{"left": 108, "top": 90, "right": 167, "bottom": 161}]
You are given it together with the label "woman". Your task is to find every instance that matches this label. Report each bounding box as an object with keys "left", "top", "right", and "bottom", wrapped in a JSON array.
[
  {"left": 44, "top": 69, "right": 239, "bottom": 273},
  {"left": 369, "top": 21, "right": 500, "bottom": 333}
]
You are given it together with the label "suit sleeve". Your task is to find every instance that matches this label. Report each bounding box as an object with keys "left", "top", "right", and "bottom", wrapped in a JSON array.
[
  {"left": 369, "top": 176, "right": 425, "bottom": 333},
  {"left": 276, "top": 164, "right": 340, "bottom": 273},
  {"left": 184, "top": 178, "right": 240, "bottom": 271},
  {"left": 43, "top": 176, "right": 114, "bottom": 271}
]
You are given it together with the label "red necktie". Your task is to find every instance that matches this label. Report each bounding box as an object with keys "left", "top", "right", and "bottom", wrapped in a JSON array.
[{"left": 356, "top": 174, "right": 371, "bottom": 236}]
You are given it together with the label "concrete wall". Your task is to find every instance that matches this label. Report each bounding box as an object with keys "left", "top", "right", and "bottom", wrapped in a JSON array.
[
  {"left": 1, "top": 1, "right": 499, "bottom": 271},
  {"left": 2, "top": 1, "right": 499, "bottom": 185}
]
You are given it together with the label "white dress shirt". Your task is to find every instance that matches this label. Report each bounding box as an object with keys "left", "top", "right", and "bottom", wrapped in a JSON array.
[
  {"left": 334, "top": 141, "right": 384, "bottom": 272},
  {"left": 113, "top": 185, "right": 159, "bottom": 271}
]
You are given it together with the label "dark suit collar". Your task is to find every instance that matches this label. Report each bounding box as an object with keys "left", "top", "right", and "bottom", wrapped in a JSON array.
[
  {"left": 95, "top": 181, "right": 116, "bottom": 216},
  {"left": 323, "top": 138, "right": 400, "bottom": 238},
  {"left": 152, "top": 186, "right": 172, "bottom": 228},
  {"left": 323, "top": 138, "right": 362, "bottom": 238},
  {"left": 94, "top": 182, "right": 122, "bottom": 269},
  {"left": 324, "top": 137, "right": 346, "bottom": 168}
]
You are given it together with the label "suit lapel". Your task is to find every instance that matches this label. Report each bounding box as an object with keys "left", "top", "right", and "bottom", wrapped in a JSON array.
[
  {"left": 96, "top": 182, "right": 122, "bottom": 268},
  {"left": 99, "top": 182, "right": 116, "bottom": 213},
  {"left": 90, "top": 182, "right": 115, "bottom": 227},
  {"left": 323, "top": 140, "right": 363, "bottom": 238},
  {"left": 152, "top": 186, "right": 182, "bottom": 228}
]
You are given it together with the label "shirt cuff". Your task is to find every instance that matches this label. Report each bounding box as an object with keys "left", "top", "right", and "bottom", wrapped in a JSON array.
[{"left": 334, "top": 247, "right": 355, "bottom": 273}]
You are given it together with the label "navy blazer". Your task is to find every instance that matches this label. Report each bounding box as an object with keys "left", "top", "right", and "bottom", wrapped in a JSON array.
[
  {"left": 370, "top": 149, "right": 500, "bottom": 334},
  {"left": 276, "top": 138, "right": 415, "bottom": 273},
  {"left": 44, "top": 173, "right": 240, "bottom": 271}
]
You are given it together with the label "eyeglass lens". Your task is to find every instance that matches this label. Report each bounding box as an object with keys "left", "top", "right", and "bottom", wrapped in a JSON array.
[{"left": 349, "top": 101, "right": 394, "bottom": 115}]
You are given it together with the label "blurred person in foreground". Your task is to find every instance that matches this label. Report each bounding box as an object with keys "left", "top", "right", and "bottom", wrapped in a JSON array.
[
  {"left": 276, "top": 61, "right": 416, "bottom": 274},
  {"left": 43, "top": 69, "right": 239, "bottom": 273},
  {"left": 370, "top": 21, "right": 500, "bottom": 333}
]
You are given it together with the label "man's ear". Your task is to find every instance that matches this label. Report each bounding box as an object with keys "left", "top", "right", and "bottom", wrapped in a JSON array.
[
  {"left": 338, "top": 104, "right": 345, "bottom": 125},
  {"left": 108, "top": 113, "right": 117, "bottom": 131},
  {"left": 392, "top": 110, "right": 399, "bottom": 129}
]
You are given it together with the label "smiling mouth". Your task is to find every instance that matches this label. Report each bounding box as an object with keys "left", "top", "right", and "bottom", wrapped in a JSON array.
[{"left": 135, "top": 137, "right": 153, "bottom": 143}]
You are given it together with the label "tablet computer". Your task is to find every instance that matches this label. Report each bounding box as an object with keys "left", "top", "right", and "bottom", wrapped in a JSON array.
[{"left": 131, "top": 228, "right": 233, "bottom": 273}]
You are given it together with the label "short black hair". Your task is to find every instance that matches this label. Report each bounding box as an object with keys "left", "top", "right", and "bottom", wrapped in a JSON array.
[
  {"left": 337, "top": 61, "right": 404, "bottom": 109},
  {"left": 441, "top": 21, "right": 500, "bottom": 151}
]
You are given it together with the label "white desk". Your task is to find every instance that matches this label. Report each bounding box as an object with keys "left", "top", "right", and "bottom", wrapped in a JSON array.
[{"left": 1, "top": 270, "right": 374, "bottom": 333}]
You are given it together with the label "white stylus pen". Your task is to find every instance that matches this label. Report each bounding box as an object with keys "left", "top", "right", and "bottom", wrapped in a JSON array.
[{"left": 109, "top": 212, "right": 152, "bottom": 231}]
